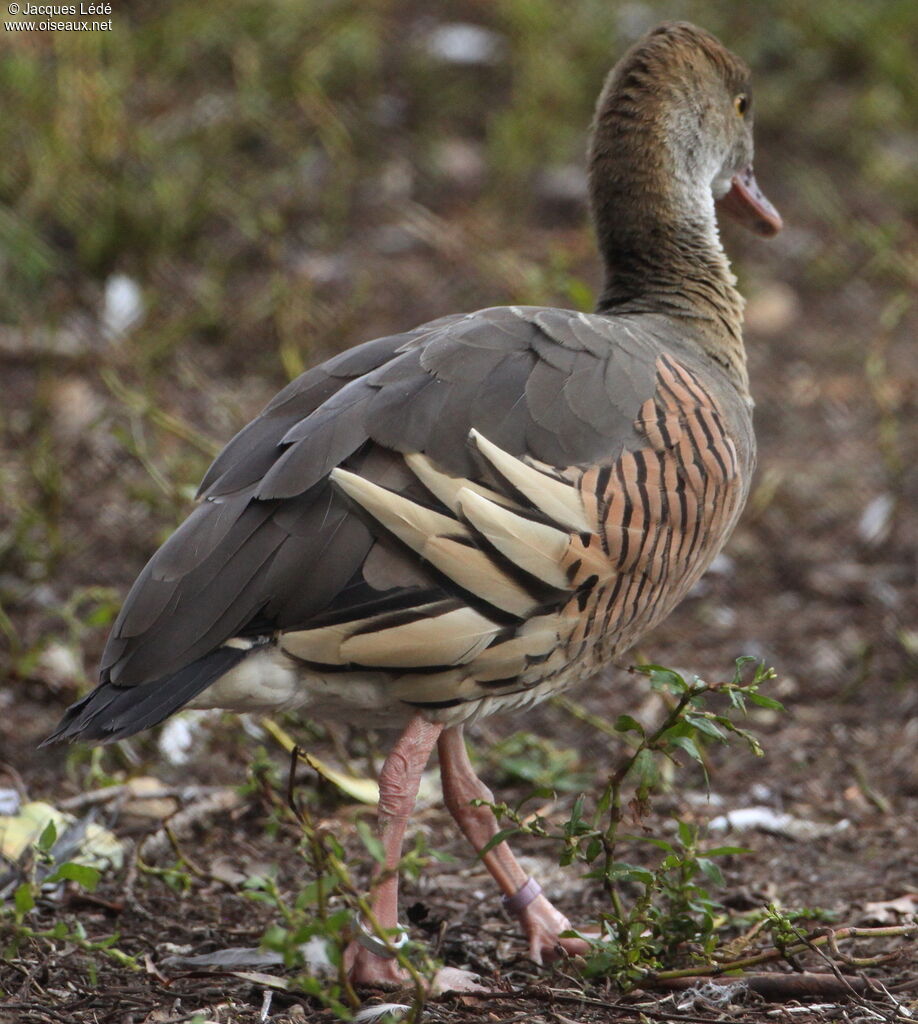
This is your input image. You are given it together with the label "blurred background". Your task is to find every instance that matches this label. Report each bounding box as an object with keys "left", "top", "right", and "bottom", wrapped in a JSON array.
[{"left": 1, "top": 0, "right": 916, "bottom": 818}]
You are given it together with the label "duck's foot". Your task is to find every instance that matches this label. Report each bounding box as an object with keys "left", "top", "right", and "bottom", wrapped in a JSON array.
[
  {"left": 519, "top": 893, "right": 594, "bottom": 964},
  {"left": 345, "top": 942, "right": 489, "bottom": 993}
]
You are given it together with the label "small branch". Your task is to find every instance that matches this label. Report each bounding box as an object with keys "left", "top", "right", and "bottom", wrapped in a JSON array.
[
  {"left": 651, "top": 972, "right": 874, "bottom": 1000},
  {"left": 59, "top": 784, "right": 229, "bottom": 813},
  {"left": 551, "top": 695, "right": 624, "bottom": 739},
  {"left": 138, "top": 789, "right": 243, "bottom": 862},
  {"left": 648, "top": 924, "right": 916, "bottom": 980}
]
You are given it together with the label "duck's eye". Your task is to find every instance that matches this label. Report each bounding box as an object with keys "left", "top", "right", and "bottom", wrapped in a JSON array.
[{"left": 734, "top": 93, "right": 749, "bottom": 117}]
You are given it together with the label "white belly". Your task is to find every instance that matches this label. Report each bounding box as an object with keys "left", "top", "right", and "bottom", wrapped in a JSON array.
[{"left": 185, "top": 643, "right": 595, "bottom": 730}]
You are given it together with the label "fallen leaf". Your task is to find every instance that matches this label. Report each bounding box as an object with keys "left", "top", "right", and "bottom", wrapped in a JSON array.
[{"left": 861, "top": 894, "right": 918, "bottom": 925}]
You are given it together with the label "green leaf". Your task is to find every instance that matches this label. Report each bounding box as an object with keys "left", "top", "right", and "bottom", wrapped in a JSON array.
[
  {"left": 479, "top": 827, "right": 521, "bottom": 856},
  {"left": 727, "top": 688, "right": 747, "bottom": 712},
  {"left": 731, "top": 655, "right": 757, "bottom": 682},
  {"left": 622, "top": 834, "right": 674, "bottom": 852},
  {"left": 676, "top": 819, "right": 695, "bottom": 847},
  {"left": 355, "top": 820, "right": 385, "bottom": 864},
  {"left": 569, "top": 793, "right": 586, "bottom": 824},
  {"left": 696, "top": 857, "right": 725, "bottom": 885},
  {"left": 685, "top": 713, "right": 727, "bottom": 741},
  {"left": 596, "top": 862, "right": 654, "bottom": 885},
  {"left": 37, "top": 819, "right": 57, "bottom": 853},
  {"left": 244, "top": 891, "right": 276, "bottom": 905},
  {"left": 669, "top": 735, "right": 703, "bottom": 764},
  {"left": 704, "top": 845, "right": 751, "bottom": 857},
  {"left": 295, "top": 874, "right": 336, "bottom": 908},
  {"left": 659, "top": 719, "right": 692, "bottom": 740},
  {"left": 641, "top": 664, "right": 688, "bottom": 694},
  {"left": 747, "top": 692, "right": 786, "bottom": 711},
  {"left": 14, "top": 883, "right": 35, "bottom": 917},
  {"left": 614, "top": 714, "right": 644, "bottom": 736},
  {"left": 261, "top": 923, "right": 291, "bottom": 952},
  {"left": 628, "top": 748, "right": 660, "bottom": 790},
  {"left": 48, "top": 862, "right": 101, "bottom": 891}
]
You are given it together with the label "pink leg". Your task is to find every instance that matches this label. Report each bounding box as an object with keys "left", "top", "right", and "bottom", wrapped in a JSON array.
[
  {"left": 346, "top": 714, "right": 443, "bottom": 987},
  {"left": 437, "top": 725, "right": 591, "bottom": 963},
  {"left": 345, "top": 715, "right": 486, "bottom": 993}
]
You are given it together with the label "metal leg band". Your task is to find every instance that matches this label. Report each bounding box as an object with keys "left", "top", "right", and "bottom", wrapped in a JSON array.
[
  {"left": 501, "top": 876, "right": 542, "bottom": 916},
  {"left": 352, "top": 915, "right": 409, "bottom": 960}
]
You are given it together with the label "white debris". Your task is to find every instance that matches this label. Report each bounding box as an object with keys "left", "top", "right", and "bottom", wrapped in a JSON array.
[
  {"left": 36, "top": 642, "right": 82, "bottom": 690},
  {"left": 354, "top": 1005, "right": 411, "bottom": 1023},
  {"left": 239, "top": 714, "right": 268, "bottom": 741},
  {"left": 431, "top": 138, "right": 485, "bottom": 188},
  {"left": 767, "top": 1006, "right": 841, "bottom": 1017},
  {"left": 102, "top": 273, "right": 144, "bottom": 340},
  {"left": 535, "top": 164, "right": 588, "bottom": 205},
  {"left": 708, "top": 806, "right": 850, "bottom": 842},
  {"left": 0, "top": 789, "right": 21, "bottom": 816},
  {"left": 858, "top": 493, "right": 894, "bottom": 546},
  {"left": 675, "top": 980, "right": 745, "bottom": 1010},
  {"left": 161, "top": 936, "right": 334, "bottom": 974},
  {"left": 707, "top": 552, "right": 736, "bottom": 575},
  {"left": 300, "top": 935, "right": 334, "bottom": 974},
  {"left": 157, "top": 715, "right": 198, "bottom": 765},
  {"left": 682, "top": 790, "right": 726, "bottom": 807},
  {"left": 708, "top": 604, "right": 737, "bottom": 628},
  {"left": 423, "top": 23, "right": 503, "bottom": 65}
]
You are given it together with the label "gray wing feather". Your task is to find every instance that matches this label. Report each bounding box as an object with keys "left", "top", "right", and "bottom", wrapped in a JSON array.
[
  {"left": 256, "top": 387, "right": 376, "bottom": 500},
  {"left": 198, "top": 330, "right": 436, "bottom": 499},
  {"left": 96, "top": 306, "right": 665, "bottom": 693}
]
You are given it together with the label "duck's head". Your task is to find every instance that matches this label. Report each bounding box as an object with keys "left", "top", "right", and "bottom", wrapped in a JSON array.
[{"left": 590, "top": 21, "right": 782, "bottom": 243}]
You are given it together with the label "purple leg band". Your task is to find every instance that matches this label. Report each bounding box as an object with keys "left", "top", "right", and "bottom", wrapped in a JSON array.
[{"left": 502, "top": 876, "right": 542, "bottom": 916}]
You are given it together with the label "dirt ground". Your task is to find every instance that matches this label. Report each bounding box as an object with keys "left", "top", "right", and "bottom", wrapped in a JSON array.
[{"left": 1, "top": 4, "right": 917, "bottom": 1022}]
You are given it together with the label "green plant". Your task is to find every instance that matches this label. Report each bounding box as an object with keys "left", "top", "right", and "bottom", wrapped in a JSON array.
[
  {"left": 245, "top": 748, "right": 444, "bottom": 1022},
  {"left": 2, "top": 820, "right": 137, "bottom": 970},
  {"left": 480, "top": 658, "right": 782, "bottom": 987}
]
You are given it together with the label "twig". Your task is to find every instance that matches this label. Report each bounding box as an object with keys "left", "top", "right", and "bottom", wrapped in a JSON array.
[
  {"left": 850, "top": 757, "right": 893, "bottom": 815},
  {"left": 651, "top": 972, "right": 874, "bottom": 999},
  {"left": 550, "top": 694, "right": 625, "bottom": 739},
  {"left": 648, "top": 924, "right": 916, "bottom": 980},
  {"left": 59, "top": 783, "right": 230, "bottom": 813},
  {"left": 0, "top": 761, "right": 29, "bottom": 801},
  {"left": 138, "top": 789, "right": 243, "bottom": 861},
  {"left": 803, "top": 927, "right": 913, "bottom": 1022},
  {"left": 456, "top": 987, "right": 725, "bottom": 1024}
]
